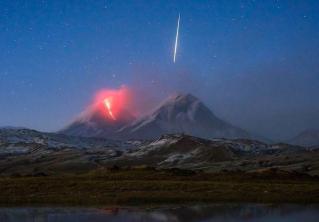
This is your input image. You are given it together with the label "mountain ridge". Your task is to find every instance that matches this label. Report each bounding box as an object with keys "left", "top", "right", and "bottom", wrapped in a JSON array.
[
  {"left": 59, "top": 93, "right": 256, "bottom": 141},
  {"left": 289, "top": 129, "right": 319, "bottom": 147},
  {"left": 117, "top": 93, "right": 252, "bottom": 140}
]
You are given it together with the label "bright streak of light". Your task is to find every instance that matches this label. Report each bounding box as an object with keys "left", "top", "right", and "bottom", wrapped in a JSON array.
[
  {"left": 173, "top": 13, "right": 180, "bottom": 63},
  {"left": 103, "top": 98, "right": 116, "bottom": 120}
]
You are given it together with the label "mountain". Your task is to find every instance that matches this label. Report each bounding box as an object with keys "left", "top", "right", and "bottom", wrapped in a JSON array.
[
  {"left": 2, "top": 129, "right": 315, "bottom": 175},
  {"left": 118, "top": 93, "right": 251, "bottom": 140},
  {"left": 111, "top": 134, "right": 309, "bottom": 170},
  {"left": 59, "top": 93, "right": 255, "bottom": 140},
  {"left": 59, "top": 103, "right": 135, "bottom": 138},
  {"left": 114, "top": 134, "right": 269, "bottom": 168},
  {"left": 0, "top": 127, "right": 130, "bottom": 150},
  {"left": 289, "top": 129, "right": 319, "bottom": 147}
]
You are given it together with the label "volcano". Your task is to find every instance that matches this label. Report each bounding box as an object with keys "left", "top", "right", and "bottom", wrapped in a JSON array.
[
  {"left": 59, "top": 105, "right": 135, "bottom": 138},
  {"left": 117, "top": 93, "right": 251, "bottom": 140},
  {"left": 59, "top": 86, "right": 135, "bottom": 138},
  {"left": 60, "top": 93, "right": 252, "bottom": 140}
]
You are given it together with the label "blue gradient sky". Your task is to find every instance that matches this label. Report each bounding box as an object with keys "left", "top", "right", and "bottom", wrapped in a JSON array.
[{"left": 0, "top": 0, "right": 319, "bottom": 140}]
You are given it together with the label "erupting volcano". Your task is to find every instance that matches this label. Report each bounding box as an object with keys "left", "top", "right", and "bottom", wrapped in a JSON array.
[
  {"left": 60, "top": 90, "right": 253, "bottom": 141},
  {"left": 59, "top": 86, "right": 135, "bottom": 138},
  {"left": 93, "top": 85, "right": 133, "bottom": 122}
]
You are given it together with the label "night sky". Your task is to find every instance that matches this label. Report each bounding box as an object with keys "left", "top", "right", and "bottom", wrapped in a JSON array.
[{"left": 1, "top": 0, "right": 319, "bottom": 140}]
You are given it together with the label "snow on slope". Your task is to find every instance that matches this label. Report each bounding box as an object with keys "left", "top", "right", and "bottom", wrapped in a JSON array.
[
  {"left": 0, "top": 128, "right": 132, "bottom": 153},
  {"left": 122, "top": 133, "right": 306, "bottom": 168},
  {"left": 59, "top": 102, "right": 135, "bottom": 138},
  {"left": 118, "top": 93, "right": 251, "bottom": 140}
]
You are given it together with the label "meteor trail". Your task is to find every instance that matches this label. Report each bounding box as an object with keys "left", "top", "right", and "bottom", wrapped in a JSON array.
[{"left": 173, "top": 13, "right": 180, "bottom": 63}]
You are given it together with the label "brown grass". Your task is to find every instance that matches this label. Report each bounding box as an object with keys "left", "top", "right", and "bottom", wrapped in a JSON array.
[{"left": 0, "top": 168, "right": 318, "bottom": 206}]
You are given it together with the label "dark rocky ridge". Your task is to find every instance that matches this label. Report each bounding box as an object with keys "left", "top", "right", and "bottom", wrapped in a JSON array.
[{"left": 0, "top": 128, "right": 318, "bottom": 176}]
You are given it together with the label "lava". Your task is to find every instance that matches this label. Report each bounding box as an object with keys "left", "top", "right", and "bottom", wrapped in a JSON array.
[
  {"left": 103, "top": 97, "right": 116, "bottom": 120},
  {"left": 93, "top": 85, "right": 132, "bottom": 121}
]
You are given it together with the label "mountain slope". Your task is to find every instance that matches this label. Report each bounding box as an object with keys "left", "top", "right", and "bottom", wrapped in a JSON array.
[
  {"left": 59, "top": 104, "right": 135, "bottom": 138},
  {"left": 1, "top": 128, "right": 317, "bottom": 175},
  {"left": 289, "top": 129, "right": 319, "bottom": 147},
  {"left": 118, "top": 93, "right": 251, "bottom": 140},
  {"left": 0, "top": 128, "right": 129, "bottom": 150},
  {"left": 108, "top": 134, "right": 308, "bottom": 170}
]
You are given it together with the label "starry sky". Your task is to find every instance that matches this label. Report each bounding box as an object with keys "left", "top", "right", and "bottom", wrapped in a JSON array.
[{"left": 0, "top": 0, "right": 319, "bottom": 140}]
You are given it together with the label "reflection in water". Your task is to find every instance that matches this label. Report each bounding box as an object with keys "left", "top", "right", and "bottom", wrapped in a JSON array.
[{"left": 0, "top": 204, "right": 318, "bottom": 222}]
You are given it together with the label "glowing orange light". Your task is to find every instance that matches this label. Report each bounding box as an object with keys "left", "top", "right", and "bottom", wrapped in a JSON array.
[
  {"left": 91, "top": 85, "right": 134, "bottom": 122},
  {"left": 103, "top": 97, "right": 116, "bottom": 120}
]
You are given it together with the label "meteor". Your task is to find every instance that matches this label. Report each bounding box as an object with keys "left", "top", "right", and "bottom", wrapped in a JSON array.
[{"left": 173, "top": 13, "right": 180, "bottom": 63}]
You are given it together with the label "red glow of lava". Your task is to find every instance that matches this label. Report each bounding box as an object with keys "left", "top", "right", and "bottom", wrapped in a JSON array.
[
  {"left": 93, "top": 85, "right": 132, "bottom": 121},
  {"left": 103, "top": 97, "right": 116, "bottom": 120}
]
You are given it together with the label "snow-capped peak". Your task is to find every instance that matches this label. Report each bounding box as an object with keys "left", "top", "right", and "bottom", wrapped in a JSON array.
[{"left": 118, "top": 93, "right": 251, "bottom": 140}]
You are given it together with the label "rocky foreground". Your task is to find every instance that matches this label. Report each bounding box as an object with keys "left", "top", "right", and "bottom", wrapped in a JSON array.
[
  {"left": 1, "top": 128, "right": 319, "bottom": 205},
  {"left": 0, "top": 128, "right": 319, "bottom": 176}
]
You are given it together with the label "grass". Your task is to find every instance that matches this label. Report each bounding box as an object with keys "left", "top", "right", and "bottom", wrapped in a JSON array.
[{"left": 0, "top": 168, "right": 319, "bottom": 206}]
